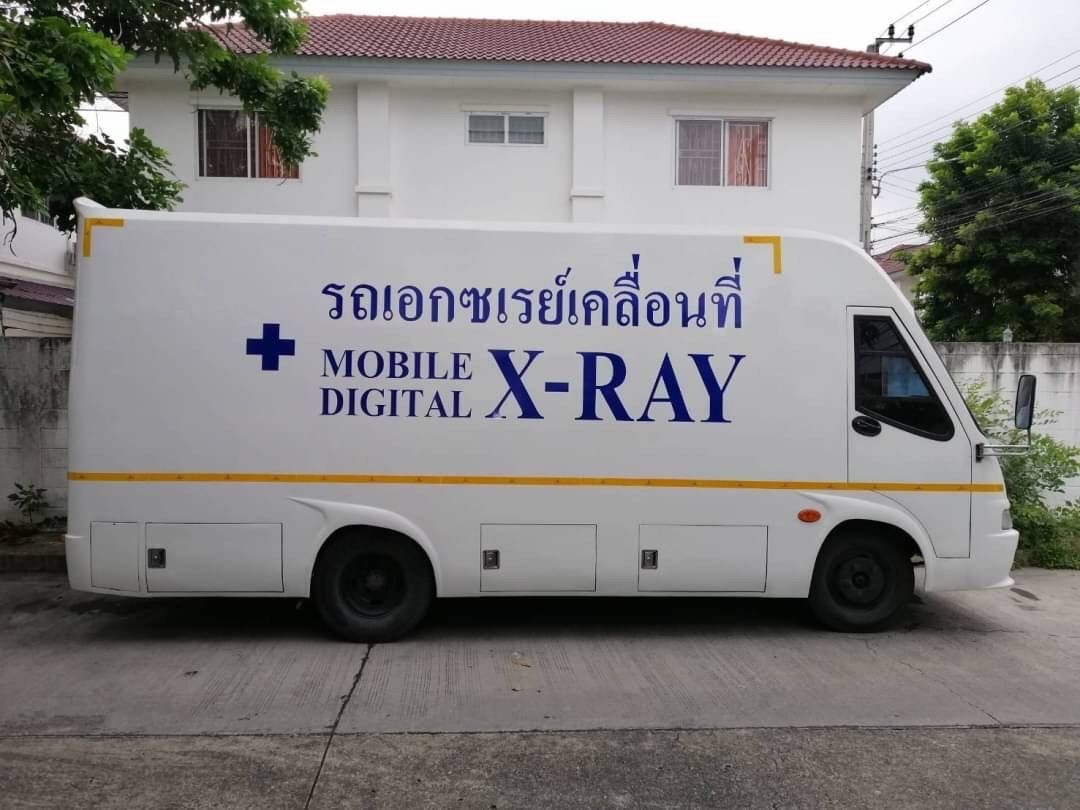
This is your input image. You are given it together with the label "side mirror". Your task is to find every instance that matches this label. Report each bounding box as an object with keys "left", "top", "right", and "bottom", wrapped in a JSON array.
[{"left": 1014, "top": 374, "right": 1036, "bottom": 431}]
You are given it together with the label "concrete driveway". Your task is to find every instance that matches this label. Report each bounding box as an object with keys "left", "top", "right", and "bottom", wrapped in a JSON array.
[{"left": 1, "top": 569, "right": 1079, "bottom": 807}]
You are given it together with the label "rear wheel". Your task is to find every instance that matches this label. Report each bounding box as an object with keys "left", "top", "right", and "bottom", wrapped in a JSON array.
[
  {"left": 809, "top": 528, "right": 914, "bottom": 632},
  {"left": 312, "top": 530, "right": 434, "bottom": 642}
]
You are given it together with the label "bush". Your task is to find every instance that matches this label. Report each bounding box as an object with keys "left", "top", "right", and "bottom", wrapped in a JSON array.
[{"left": 964, "top": 382, "right": 1080, "bottom": 568}]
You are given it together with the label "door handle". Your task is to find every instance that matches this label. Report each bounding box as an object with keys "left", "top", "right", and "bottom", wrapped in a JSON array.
[{"left": 851, "top": 415, "right": 882, "bottom": 437}]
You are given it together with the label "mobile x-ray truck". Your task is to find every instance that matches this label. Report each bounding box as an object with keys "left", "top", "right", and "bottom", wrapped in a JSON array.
[{"left": 67, "top": 200, "right": 1033, "bottom": 640}]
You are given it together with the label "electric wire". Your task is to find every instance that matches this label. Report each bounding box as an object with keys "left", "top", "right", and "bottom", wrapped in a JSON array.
[
  {"left": 876, "top": 69, "right": 1080, "bottom": 166},
  {"left": 899, "top": 0, "right": 994, "bottom": 56},
  {"left": 873, "top": 153, "right": 1080, "bottom": 227},
  {"left": 876, "top": 79, "right": 1080, "bottom": 171},
  {"left": 871, "top": 196, "right": 1079, "bottom": 246},
  {"left": 874, "top": 186, "right": 1080, "bottom": 236},
  {"left": 878, "top": 47, "right": 1080, "bottom": 145}
]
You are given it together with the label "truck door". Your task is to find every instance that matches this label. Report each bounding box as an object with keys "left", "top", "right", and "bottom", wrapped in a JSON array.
[{"left": 846, "top": 307, "right": 972, "bottom": 558}]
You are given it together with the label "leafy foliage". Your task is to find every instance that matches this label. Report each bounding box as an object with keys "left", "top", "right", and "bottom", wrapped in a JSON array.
[
  {"left": 0, "top": 0, "right": 328, "bottom": 234},
  {"left": 903, "top": 81, "right": 1080, "bottom": 341},
  {"left": 7, "top": 482, "right": 48, "bottom": 524},
  {"left": 964, "top": 381, "right": 1080, "bottom": 568}
]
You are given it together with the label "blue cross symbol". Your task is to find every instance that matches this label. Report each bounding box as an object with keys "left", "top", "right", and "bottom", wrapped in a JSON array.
[{"left": 246, "top": 323, "right": 295, "bottom": 371}]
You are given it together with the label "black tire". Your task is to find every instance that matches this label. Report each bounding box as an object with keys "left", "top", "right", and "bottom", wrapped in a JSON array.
[
  {"left": 809, "top": 528, "right": 914, "bottom": 633},
  {"left": 311, "top": 529, "right": 434, "bottom": 642}
]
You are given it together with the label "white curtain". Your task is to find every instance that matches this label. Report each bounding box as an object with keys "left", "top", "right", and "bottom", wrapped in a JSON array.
[{"left": 677, "top": 120, "right": 724, "bottom": 186}]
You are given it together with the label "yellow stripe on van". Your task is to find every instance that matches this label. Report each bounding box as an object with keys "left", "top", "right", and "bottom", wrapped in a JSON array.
[
  {"left": 67, "top": 471, "right": 1003, "bottom": 493},
  {"left": 81, "top": 217, "right": 124, "bottom": 258},
  {"left": 743, "top": 234, "right": 783, "bottom": 274}
]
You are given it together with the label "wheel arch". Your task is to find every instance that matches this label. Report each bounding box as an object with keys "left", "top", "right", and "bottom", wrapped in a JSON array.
[
  {"left": 798, "top": 491, "right": 938, "bottom": 589},
  {"left": 289, "top": 498, "right": 443, "bottom": 596}
]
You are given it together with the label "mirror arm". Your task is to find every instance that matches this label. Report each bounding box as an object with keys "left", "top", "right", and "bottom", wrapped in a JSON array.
[{"left": 977, "top": 429, "right": 1032, "bottom": 459}]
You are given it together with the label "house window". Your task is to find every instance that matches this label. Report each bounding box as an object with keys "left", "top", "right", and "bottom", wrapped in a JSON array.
[
  {"left": 676, "top": 119, "right": 769, "bottom": 187},
  {"left": 466, "top": 113, "right": 545, "bottom": 145},
  {"left": 198, "top": 109, "right": 299, "bottom": 179}
]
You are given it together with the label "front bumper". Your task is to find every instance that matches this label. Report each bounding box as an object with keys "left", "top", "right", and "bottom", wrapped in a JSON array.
[{"left": 925, "top": 528, "right": 1019, "bottom": 592}]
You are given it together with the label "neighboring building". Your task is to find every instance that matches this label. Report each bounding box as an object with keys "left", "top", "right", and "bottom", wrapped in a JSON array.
[
  {"left": 119, "top": 16, "right": 929, "bottom": 242},
  {"left": 872, "top": 242, "right": 925, "bottom": 301},
  {"left": 0, "top": 214, "right": 75, "bottom": 337}
]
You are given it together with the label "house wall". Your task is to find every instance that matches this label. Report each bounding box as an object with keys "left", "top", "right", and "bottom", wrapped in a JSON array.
[
  {"left": 127, "top": 78, "right": 863, "bottom": 240},
  {"left": 602, "top": 92, "right": 862, "bottom": 239},
  {"left": 388, "top": 85, "right": 573, "bottom": 222},
  {"left": 126, "top": 80, "right": 358, "bottom": 217}
]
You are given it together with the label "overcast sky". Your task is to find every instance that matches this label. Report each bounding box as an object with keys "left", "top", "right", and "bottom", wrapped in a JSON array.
[{"left": 84, "top": 0, "right": 1080, "bottom": 250}]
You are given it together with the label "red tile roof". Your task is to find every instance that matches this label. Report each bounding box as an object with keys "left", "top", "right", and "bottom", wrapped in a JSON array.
[
  {"left": 873, "top": 243, "right": 926, "bottom": 276},
  {"left": 214, "top": 15, "right": 930, "bottom": 72}
]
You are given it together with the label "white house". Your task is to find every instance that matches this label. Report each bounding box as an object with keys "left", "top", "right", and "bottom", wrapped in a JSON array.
[{"left": 119, "top": 15, "right": 929, "bottom": 242}]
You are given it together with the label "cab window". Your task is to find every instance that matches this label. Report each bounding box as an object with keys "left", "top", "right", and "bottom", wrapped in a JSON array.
[{"left": 854, "top": 315, "right": 954, "bottom": 440}]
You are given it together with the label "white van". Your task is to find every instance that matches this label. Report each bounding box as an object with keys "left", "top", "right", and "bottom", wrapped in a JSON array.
[{"left": 66, "top": 200, "right": 1032, "bottom": 640}]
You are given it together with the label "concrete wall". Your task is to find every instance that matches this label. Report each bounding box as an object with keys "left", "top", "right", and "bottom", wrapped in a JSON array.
[
  {"left": 127, "top": 78, "right": 863, "bottom": 240},
  {"left": 3, "top": 338, "right": 1073, "bottom": 519},
  {"left": 937, "top": 342, "right": 1080, "bottom": 502},
  {"left": 0, "top": 338, "right": 69, "bottom": 520}
]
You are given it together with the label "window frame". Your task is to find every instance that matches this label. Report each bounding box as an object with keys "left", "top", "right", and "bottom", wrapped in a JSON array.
[
  {"left": 852, "top": 313, "right": 955, "bottom": 442},
  {"left": 464, "top": 111, "right": 548, "bottom": 147},
  {"left": 672, "top": 116, "right": 772, "bottom": 190},
  {"left": 195, "top": 107, "right": 302, "bottom": 182}
]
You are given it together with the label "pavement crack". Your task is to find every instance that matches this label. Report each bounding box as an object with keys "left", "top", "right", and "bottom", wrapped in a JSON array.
[
  {"left": 892, "top": 656, "right": 1002, "bottom": 726},
  {"left": 304, "top": 643, "right": 373, "bottom": 809}
]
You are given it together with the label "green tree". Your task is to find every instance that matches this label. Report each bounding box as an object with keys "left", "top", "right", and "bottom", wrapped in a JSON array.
[
  {"left": 903, "top": 80, "right": 1080, "bottom": 341},
  {"left": 1, "top": 0, "right": 328, "bottom": 235}
]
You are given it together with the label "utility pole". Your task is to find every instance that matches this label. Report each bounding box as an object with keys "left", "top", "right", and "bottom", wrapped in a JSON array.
[{"left": 860, "top": 25, "right": 914, "bottom": 253}]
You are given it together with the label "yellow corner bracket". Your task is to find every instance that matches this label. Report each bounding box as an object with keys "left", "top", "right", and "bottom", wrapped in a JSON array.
[
  {"left": 743, "top": 234, "right": 782, "bottom": 274},
  {"left": 81, "top": 217, "right": 125, "bottom": 258}
]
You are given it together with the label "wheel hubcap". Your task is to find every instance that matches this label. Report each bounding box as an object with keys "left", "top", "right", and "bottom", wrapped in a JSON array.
[
  {"left": 341, "top": 553, "right": 406, "bottom": 618},
  {"left": 831, "top": 554, "right": 886, "bottom": 607}
]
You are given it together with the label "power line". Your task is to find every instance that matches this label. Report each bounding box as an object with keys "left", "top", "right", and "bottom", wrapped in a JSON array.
[
  {"left": 874, "top": 201, "right": 922, "bottom": 218},
  {"left": 879, "top": 181, "right": 923, "bottom": 198},
  {"left": 872, "top": 198, "right": 1080, "bottom": 247},
  {"left": 874, "top": 158, "right": 1080, "bottom": 227},
  {"left": 878, "top": 47, "right": 1080, "bottom": 146},
  {"left": 876, "top": 79, "right": 1080, "bottom": 171},
  {"left": 876, "top": 67, "right": 1080, "bottom": 164},
  {"left": 882, "top": 0, "right": 937, "bottom": 34},
  {"left": 871, "top": 195, "right": 1079, "bottom": 246},
  {"left": 899, "top": 0, "right": 994, "bottom": 56},
  {"left": 886, "top": 188, "right": 1074, "bottom": 233},
  {"left": 874, "top": 187, "right": 1062, "bottom": 231},
  {"left": 908, "top": 0, "right": 960, "bottom": 28}
]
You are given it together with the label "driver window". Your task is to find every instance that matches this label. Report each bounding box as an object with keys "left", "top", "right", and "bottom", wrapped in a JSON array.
[{"left": 854, "top": 315, "right": 954, "bottom": 440}]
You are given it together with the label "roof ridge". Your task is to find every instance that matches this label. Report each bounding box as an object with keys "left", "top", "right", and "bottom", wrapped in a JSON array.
[
  {"left": 639, "top": 20, "right": 927, "bottom": 68},
  {"left": 211, "top": 14, "right": 932, "bottom": 73}
]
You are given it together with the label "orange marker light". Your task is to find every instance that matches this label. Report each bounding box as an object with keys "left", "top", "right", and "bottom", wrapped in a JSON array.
[{"left": 798, "top": 509, "right": 822, "bottom": 523}]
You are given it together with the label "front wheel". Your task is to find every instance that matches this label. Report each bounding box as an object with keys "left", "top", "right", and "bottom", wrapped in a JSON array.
[
  {"left": 312, "top": 530, "right": 434, "bottom": 642},
  {"left": 809, "top": 529, "right": 914, "bottom": 632}
]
